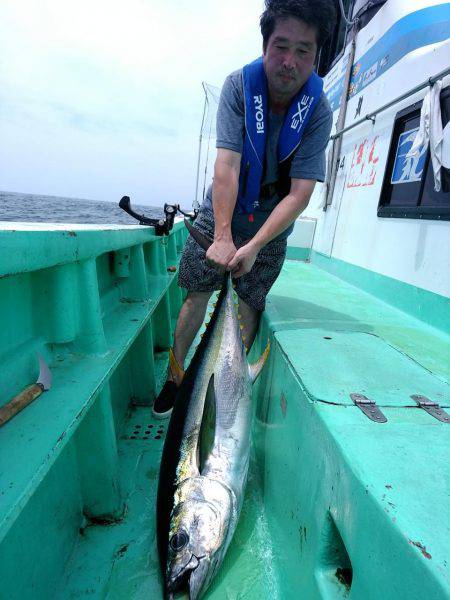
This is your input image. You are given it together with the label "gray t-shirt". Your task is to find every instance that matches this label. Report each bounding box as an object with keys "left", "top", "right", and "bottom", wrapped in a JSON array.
[{"left": 203, "top": 68, "right": 333, "bottom": 240}]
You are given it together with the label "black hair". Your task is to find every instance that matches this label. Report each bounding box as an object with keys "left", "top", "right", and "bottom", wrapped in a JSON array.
[{"left": 260, "top": 0, "right": 337, "bottom": 51}]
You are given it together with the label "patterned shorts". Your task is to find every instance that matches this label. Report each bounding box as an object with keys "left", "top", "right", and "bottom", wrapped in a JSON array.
[{"left": 178, "top": 208, "right": 287, "bottom": 312}]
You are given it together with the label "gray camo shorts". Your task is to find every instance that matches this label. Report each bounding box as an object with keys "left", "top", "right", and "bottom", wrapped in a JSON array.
[{"left": 178, "top": 207, "right": 287, "bottom": 312}]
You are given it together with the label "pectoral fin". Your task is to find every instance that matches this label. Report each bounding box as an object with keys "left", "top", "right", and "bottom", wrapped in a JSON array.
[
  {"left": 198, "top": 374, "right": 216, "bottom": 472},
  {"left": 248, "top": 340, "right": 270, "bottom": 384}
]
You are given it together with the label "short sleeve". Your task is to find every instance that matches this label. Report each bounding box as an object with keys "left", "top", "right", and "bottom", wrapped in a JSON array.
[
  {"left": 215, "top": 71, "right": 245, "bottom": 154},
  {"left": 290, "top": 94, "right": 333, "bottom": 182}
]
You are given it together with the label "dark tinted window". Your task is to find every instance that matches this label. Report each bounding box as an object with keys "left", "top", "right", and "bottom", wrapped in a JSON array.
[
  {"left": 316, "top": 0, "right": 354, "bottom": 77},
  {"left": 378, "top": 87, "right": 450, "bottom": 221}
]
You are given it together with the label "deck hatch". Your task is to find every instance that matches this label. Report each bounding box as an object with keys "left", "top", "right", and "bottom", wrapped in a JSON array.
[{"left": 275, "top": 329, "right": 450, "bottom": 408}]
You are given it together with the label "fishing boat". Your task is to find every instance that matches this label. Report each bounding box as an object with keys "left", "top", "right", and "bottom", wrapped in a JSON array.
[{"left": 0, "top": 1, "right": 449, "bottom": 598}]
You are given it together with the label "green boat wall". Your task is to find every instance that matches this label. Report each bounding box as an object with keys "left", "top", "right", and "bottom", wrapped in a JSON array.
[{"left": 0, "top": 222, "right": 188, "bottom": 597}]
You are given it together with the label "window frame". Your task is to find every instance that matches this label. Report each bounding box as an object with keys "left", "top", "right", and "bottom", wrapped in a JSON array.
[{"left": 378, "top": 89, "right": 450, "bottom": 222}]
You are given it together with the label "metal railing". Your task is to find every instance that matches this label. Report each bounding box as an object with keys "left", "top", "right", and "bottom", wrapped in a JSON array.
[{"left": 330, "top": 65, "right": 450, "bottom": 140}]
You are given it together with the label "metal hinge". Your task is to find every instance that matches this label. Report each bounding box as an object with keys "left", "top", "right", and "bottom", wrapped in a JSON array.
[
  {"left": 411, "top": 395, "right": 450, "bottom": 423},
  {"left": 350, "top": 393, "right": 387, "bottom": 423}
]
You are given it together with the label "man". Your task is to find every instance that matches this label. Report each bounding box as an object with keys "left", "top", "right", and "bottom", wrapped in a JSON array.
[{"left": 153, "top": 0, "right": 336, "bottom": 418}]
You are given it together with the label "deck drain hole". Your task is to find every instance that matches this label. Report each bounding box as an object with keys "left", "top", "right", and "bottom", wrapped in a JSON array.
[
  {"left": 323, "top": 336, "right": 332, "bottom": 340},
  {"left": 135, "top": 425, "right": 142, "bottom": 428},
  {"left": 155, "top": 435, "right": 161, "bottom": 440},
  {"left": 130, "top": 436, "right": 137, "bottom": 439},
  {"left": 143, "top": 436, "right": 149, "bottom": 440}
]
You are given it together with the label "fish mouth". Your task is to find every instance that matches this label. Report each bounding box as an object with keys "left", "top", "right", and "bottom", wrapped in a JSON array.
[
  {"left": 168, "top": 554, "right": 211, "bottom": 600},
  {"left": 189, "top": 556, "right": 211, "bottom": 600},
  {"left": 168, "top": 553, "right": 201, "bottom": 594}
]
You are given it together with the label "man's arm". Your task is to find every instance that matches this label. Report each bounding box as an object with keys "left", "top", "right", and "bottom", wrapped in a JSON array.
[
  {"left": 227, "top": 178, "right": 316, "bottom": 278},
  {"left": 206, "top": 148, "right": 241, "bottom": 270}
]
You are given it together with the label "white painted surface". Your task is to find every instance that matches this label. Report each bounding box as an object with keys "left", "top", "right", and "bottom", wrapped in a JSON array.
[
  {"left": 289, "top": 217, "right": 316, "bottom": 248},
  {"left": 306, "top": 1, "right": 450, "bottom": 298}
]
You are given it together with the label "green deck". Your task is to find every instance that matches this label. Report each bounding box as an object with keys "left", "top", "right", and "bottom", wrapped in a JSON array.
[{"left": 0, "top": 225, "right": 449, "bottom": 599}]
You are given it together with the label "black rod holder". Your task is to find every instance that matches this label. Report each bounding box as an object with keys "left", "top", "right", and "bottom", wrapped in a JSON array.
[{"left": 119, "top": 196, "right": 180, "bottom": 235}]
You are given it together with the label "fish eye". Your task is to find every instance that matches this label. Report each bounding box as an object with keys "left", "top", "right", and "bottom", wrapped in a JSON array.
[{"left": 170, "top": 530, "right": 189, "bottom": 551}]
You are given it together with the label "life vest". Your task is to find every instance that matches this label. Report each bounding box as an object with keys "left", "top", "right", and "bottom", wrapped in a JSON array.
[{"left": 237, "top": 56, "right": 323, "bottom": 220}]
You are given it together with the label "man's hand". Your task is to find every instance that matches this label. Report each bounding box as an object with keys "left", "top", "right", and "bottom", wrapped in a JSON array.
[
  {"left": 209, "top": 148, "right": 241, "bottom": 272},
  {"left": 227, "top": 242, "right": 259, "bottom": 278},
  {"left": 206, "top": 239, "right": 237, "bottom": 271}
]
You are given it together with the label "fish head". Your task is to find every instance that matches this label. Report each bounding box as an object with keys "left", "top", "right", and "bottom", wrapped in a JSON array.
[
  {"left": 167, "top": 500, "right": 221, "bottom": 598},
  {"left": 167, "top": 480, "right": 233, "bottom": 599}
]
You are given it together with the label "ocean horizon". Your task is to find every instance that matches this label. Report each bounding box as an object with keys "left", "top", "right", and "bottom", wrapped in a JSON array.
[{"left": 0, "top": 190, "right": 165, "bottom": 225}]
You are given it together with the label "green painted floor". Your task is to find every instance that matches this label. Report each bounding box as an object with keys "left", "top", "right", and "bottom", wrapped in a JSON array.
[{"left": 57, "top": 406, "right": 280, "bottom": 600}]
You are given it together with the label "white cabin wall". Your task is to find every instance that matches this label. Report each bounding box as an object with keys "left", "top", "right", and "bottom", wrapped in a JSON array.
[{"left": 304, "top": 0, "right": 450, "bottom": 298}]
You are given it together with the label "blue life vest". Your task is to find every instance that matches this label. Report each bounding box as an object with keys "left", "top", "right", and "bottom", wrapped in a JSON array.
[{"left": 237, "top": 56, "right": 323, "bottom": 218}]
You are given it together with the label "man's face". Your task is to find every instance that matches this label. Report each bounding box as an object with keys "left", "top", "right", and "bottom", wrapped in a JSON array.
[{"left": 263, "top": 17, "right": 317, "bottom": 101}]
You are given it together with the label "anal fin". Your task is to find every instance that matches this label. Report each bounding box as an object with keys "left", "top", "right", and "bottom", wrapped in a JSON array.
[{"left": 248, "top": 340, "right": 270, "bottom": 384}]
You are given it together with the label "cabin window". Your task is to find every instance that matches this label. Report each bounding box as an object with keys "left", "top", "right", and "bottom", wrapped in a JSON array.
[
  {"left": 378, "top": 87, "right": 450, "bottom": 221},
  {"left": 316, "top": 1, "right": 389, "bottom": 77},
  {"left": 316, "top": 0, "right": 354, "bottom": 77}
]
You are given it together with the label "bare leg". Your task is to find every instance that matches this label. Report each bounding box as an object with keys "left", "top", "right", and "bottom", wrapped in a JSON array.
[
  {"left": 152, "top": 291, "right": 213, "bottom": 417},
  {"left": 238, "top": 297, "right": 261, "bottom": 353},
  {"left": 171, "top": 291, "right": 213, "bottom": 380}
]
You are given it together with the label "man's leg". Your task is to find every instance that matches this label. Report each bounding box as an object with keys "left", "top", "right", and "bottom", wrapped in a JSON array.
[
  {"left": 152, "top": 290, "right": 212, "bottom": 418},
  {"left": 233, "top": 234, "right": 287, "bottom": 355},
  {"left": 172, "top": 291, "right": 213, "bottom": 375},
  {"left": 238, "top": 297, "right": 261, "bottom": 352}
]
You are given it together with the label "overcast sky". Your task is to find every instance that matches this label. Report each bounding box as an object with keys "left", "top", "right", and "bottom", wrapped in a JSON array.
[{"left": 0, "top": 0, "right": 264, "bottom": 206}]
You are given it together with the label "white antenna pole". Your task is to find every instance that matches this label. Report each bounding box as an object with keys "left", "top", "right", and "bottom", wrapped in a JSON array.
[{"left": 194, "top": 82, "right": 208, "bottom": 211}]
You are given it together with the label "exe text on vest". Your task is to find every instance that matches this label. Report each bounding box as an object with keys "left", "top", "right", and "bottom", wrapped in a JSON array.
[{"left": 291, "top": 95, "right": 314, "bottom": 132}]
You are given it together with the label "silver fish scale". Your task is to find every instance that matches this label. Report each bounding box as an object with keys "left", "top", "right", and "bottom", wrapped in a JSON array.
[
  {"left": 214, "top": 294, "right": 249, "bottom": 431},
  {"left": 215, "top": 365, "right": 248, "bottom": 430}
]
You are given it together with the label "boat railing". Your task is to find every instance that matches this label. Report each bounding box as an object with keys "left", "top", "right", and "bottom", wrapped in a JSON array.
[{"left": 331, "top": 65, "right": 450, "bottom": 140}]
